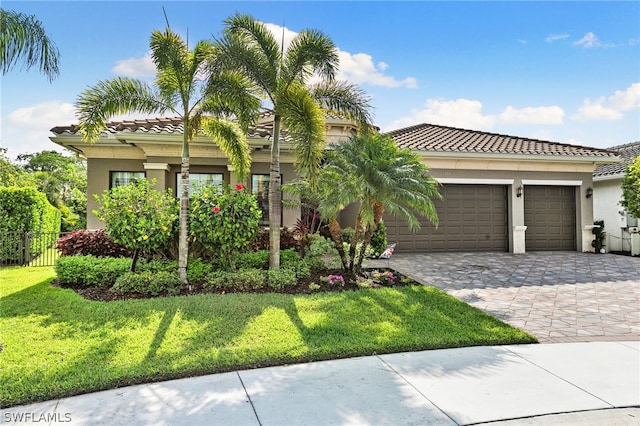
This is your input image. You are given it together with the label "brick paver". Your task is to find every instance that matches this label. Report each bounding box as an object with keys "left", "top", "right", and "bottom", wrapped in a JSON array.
[{"left": 368, "top": 252, "right": 640, "bottom": 343}]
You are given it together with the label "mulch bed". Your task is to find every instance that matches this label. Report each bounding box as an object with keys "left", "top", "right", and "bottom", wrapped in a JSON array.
[{"left": 51, "top": 268, "right": 415, "bottom": 302}]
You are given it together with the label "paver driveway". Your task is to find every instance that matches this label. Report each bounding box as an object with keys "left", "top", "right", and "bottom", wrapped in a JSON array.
[{"left": 370, "top": 252, "right": 640, "bottom": 343}]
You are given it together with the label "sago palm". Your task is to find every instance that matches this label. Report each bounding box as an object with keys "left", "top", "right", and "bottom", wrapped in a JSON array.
[
  {"left": 0, "top": 8, "right": 60, "bottom": 81},
  {"left": 322, "top": 133, "right": 441, "bottom": 271},
  {"left": 218, "top": 13, "right": 372, "bottom": 269},
  {"left": 76, "top": 27, "right": 261, "bottom": 282}
]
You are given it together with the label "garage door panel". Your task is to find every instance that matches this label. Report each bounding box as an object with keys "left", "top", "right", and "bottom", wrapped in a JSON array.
[
  {"left": 384, "top": 184, "right": 507, "bottom": 252},
  {"left": 524, "top": 185, "right": 576, "bottom": 251}
]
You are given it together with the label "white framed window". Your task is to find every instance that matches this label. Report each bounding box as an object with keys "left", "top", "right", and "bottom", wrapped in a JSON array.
[
  {"left": 176, "top": 173, "right": 224, "bottom": 196},
  {"left": 110, "top": 171, "right": 145, "bottom": 188},
  {"left": 252, "top": 174, "right": 282, "bottom": 226}
]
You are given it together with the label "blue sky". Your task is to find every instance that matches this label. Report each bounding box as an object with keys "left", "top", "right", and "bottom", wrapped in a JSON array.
[{"left": 1, "top": 1, "right": 639, "bottom": 158}]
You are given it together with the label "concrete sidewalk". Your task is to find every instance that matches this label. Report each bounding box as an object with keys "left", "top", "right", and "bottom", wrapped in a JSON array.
[{"left": 2, "top": 341, "right": 638, "bottom": 425}]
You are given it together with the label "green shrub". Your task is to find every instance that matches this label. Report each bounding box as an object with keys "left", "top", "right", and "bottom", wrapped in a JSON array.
[
  {"left": 0, "top": 186, "right": 61, "bottom": 263},
  {"left": 55, "top": 255, "right": 131, "bottom": 287},
  {"left": 186, "top": 258, "right": 215, "bottom": 283},
  {"left": 267, "top": 268, "right": 297, "bottom": 290},
  {"left": 111, "top": 271, "right": 182, "bottom": 296},
  {"left": 190, "top": 184, "right": 262, "bottom": 270},
  {"left": 137, "top": 258, "right": 178, "bottom": 274},
  {"left": 235, "top": 250, "right": 269, "bottom": 270},
  {"left": 341, "top": 227, "right": 355, "bottom": 244},
  {"left": 205, "top": 268, "right": 266, "bottom": 291},
  {"left": 93, "top": 179, "right": 178, "bottom": 271},
  {"left": 369, "top": 221, "right": 388, "bottom": 258}
]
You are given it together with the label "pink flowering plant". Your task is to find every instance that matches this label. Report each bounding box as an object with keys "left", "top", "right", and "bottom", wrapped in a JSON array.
[
  {"left": 190, "top": 184, "right": 261, "bottom": 270},
  {"left": 373, "top": 270, "right": 395, "bottom": 285},
  {"left": 321, "top": 274, "right": 345, "bottom": 286}
]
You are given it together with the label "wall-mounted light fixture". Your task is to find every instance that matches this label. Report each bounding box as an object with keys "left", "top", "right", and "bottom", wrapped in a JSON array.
[
  {"left": 586, "top": 187, "right": 593, "bottom": 199},
  {"left": 516, "top": 186, "right": 523, "bottom": 198}
]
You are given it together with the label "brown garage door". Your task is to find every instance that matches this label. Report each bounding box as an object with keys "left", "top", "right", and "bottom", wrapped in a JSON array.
[
  {"left": 384, "top": 184, "right": 508, "bottom": 252},
  {"left": 524, "top": 185, "right": 576, "bottom": 251}
]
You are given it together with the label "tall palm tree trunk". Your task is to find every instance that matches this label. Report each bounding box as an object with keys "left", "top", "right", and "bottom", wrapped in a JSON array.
[
  {"left": 269, "top": 116, "right": 282, "bottom": 269},
  {"left": 328, "top": 218, "right": 349, "bottom": 270},
  {"left": 356, "top": 202, "right": 385, "bottom": 269},
  {"left": 178, "top": 127, "right": 190, "bottom": 283},
  {"left": 348, "top": 204, "right": 365, "bottom": 271}
]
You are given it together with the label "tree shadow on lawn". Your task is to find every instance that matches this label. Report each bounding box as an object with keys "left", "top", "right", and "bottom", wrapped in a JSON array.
[{"left": 0, "top": 276, "right": 535, "bottom": 407}]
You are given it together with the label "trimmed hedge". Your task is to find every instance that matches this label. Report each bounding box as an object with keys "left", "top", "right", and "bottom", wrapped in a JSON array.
[
  {"left": 0, "top": 186, "right": 61, "bottom": 263},
  {"left": 54, "top": 255, "right": 131, "bottom": 287}
]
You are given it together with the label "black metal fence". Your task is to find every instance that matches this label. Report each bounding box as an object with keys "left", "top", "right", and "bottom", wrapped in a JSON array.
[{"left": 1, "top": 231, "right": 69, "bottom": 267}]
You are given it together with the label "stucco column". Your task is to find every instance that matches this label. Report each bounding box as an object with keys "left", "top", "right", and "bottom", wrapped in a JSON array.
[
  {"left": 227, "top": 164, "right": 238, "bottom": 187},
  {"left": 579, "top": 182, "right": 595, "bottom": 252},
  {"left": 143, "top": 163, "right": 170, "bottom": 190},
  {"left": 511, "top": 180, "right": 526, "bottom": 254}
]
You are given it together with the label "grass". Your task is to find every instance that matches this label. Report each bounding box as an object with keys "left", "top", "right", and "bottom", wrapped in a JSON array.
[{"left": 0, "top": 266, "right": 536, "bottom": 408}]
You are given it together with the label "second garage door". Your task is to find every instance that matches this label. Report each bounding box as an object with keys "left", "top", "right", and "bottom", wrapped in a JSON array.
[
  {"left": 384, "top": 184, "right": 508, "bottom": 252},
  {"left": 524, "top": 185, "right": 576, "bottom": 251}
]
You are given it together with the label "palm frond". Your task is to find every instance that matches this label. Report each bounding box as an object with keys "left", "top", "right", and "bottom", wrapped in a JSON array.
[
  {"left": 280, "top": 83, "right": 326, "bottom": 187},
  {"left": 75, "top": 77, "right": 169, "bottom": 142},
  {"left": 201, "top": 118, "right": 252, "bottom": 180},
  {"left": 220, "top": 14, "right": 279, "bottom": 96},
  {"left": 283, "top": 29, "right": 338, "bottom": 84},
  {"left": 202, "top": 70, "right": 262, "bottom": 132},
  {"left": 0, "top": 8, "right": 60, "bottom": 81},
  {"left": 310, "top": 80, "right": 374, "bottom": 132}
]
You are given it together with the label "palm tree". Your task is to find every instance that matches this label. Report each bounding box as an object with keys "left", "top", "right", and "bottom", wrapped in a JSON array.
[
  {"left": 321, "top": 132, "right": 441, "bottom": 272},
  {"left": 76, "top": 27, "right": 261, "bottom": 282},
  {"left": 218, "top": 13, "right": 373, "bottom": 269},
  {"left": 0, "top": 8, "right": 60, "bottom": 82}
]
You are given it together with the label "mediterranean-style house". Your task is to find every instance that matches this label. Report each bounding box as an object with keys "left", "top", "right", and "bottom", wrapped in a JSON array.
[
  {"left": 592, "top": 141, "right": 640, "bottom": 252},
  {"left": 50, "top": 115, "right": 620, "bottom": 254}
]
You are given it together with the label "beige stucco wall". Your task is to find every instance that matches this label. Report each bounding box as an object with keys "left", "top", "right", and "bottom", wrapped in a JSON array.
[{"left": 339, "top": 158, "right": 597, "bottom": 254}]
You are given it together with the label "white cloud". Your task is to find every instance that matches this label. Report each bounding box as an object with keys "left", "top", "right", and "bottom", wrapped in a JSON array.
[
  {"left": 264, "top": 22, "right": 417, "bottom": 89},
  {"left": 572, "top": 82, "right": 640, "bottom": 121},
  {"left": 387, "top": 99, "right": 564, "bottom": 131},
  {"left": 1, "top": 101, "right": 77, "bottom": 156},
  {"left": 571, "top": 32, "right": 618, "bottom": 48},
  {"left": 112, "top": 52, "right": 156, "bottom": 78},
  {"left": 336, "top": 51, "right": 418, "bottom": 88},
  {"left": 546, "top": 34, "right": 570, "bottom": 43},
  {"left": 499, "top": 105, "right": 564, "bottom": 125}
]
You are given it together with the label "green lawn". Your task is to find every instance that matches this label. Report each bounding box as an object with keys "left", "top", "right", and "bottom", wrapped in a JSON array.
[{"left": 0, "top": 266, "right": 536, "bottom": 407}]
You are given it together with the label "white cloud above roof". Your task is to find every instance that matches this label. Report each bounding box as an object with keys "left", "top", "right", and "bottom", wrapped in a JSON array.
[
  {"left": 572, "top": 82, "right": 640, "bottom": 121},
  {"left": 387, "top": 98, "right": 564, "bottom": 131}
]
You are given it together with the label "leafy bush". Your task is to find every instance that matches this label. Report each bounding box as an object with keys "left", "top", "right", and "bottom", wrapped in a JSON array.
[
  {"left": 190, "top": 184, "right": 262, "bottom": 270},
  {"left": 0, "top": 186, "right": 61, "bottom": 263},
  {"left": 205, "top": 268, "right": 266, "bottom": 291},
  {"left": 93, "top": 179, "right": 178, "bottom": 270},
  {"left": 137, "top": 258, "right": 178, "bottom": 274},
  {"left": 267, "top": 268, "right": 297, "bottom": 290},
  {"left": 186, "top": 258, "right": 215, "bottom": 283},
  {"left": 56, "top": 229, "right": 131, "bottom": 257},
  {"left": 341, "top": 227, "right": 355, "bottom": 244},
  {"left": 111, "top": 271, "right": 182, "bottom": 296},
  {"left": 55, "top": 255, "right": 131, "bottom": 287},
  {"left": 369, "top": 221, "right": 388, "bottom": 258},
  {"left": 235, "top": 250, "right": 269, "bottom": 270}
]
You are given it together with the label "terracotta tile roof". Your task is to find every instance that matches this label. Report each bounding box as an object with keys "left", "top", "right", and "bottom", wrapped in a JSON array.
[
  {"left": 593, "top": 141, "right": 640, "bottom": 177},
  {"left": 384, "top": 123, "right": 618, "bottom": 158},
  {"left": 50, "top": 117, "right": 279, "bottom": 141}
]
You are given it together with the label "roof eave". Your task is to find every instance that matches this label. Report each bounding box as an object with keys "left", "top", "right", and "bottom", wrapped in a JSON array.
[{"left": 414, "top": 150, "right": 621, "bottom": 164}]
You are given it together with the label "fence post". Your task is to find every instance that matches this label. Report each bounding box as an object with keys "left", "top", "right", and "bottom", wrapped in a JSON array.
[{"left": 24, "top": 232, "right": 32, "bottom": 265}]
